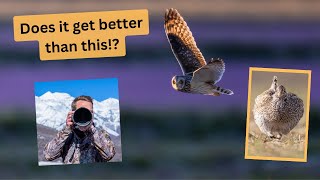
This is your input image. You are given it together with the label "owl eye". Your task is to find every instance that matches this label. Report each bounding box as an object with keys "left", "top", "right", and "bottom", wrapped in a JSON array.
[{"left": 173, "top": 80, "right": 176, "bottom": 84}]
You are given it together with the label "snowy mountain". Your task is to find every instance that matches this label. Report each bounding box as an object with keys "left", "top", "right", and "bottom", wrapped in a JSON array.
[{"left": 35, "top": 91, "right": 120, "bottom": 136}]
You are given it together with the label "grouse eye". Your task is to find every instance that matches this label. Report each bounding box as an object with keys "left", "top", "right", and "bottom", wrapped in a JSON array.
[{"left": 269, "top": 91, "right": 275, "bottom": 96}]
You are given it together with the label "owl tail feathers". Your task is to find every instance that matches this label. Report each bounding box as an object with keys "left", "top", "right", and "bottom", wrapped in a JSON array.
[{"left": 212, "top": 85, "right": 234, "bottom": 96}]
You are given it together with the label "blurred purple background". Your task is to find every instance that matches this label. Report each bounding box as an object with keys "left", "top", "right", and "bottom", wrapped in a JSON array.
[
  {"left": 1, "top": 21, "right": 320, "bottom": 111},
  {"left": 0, "top": 0, "right": 320, "bottom": 179}
]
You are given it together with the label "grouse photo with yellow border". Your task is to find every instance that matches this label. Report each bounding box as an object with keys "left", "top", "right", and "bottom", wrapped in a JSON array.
[{"left": 245, "top": 67, "right": 311, "bottom": 162}]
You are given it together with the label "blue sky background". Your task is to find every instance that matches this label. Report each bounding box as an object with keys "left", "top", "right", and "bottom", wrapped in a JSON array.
[{"left": 34, "top": 78, "right": 119, "bottom": 101}]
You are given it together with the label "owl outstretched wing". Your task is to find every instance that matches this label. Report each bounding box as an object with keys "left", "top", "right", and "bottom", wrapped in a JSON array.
[
  {"left": 164, "top": 8, "right": 206, "bottom": 75},
  {"left": 192, "top": 58, "right": 225, "bottom": 84}
]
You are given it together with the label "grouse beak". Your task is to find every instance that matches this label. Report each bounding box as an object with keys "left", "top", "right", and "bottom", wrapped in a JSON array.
[{"left": 270, "top": 76, "right": 278, "bottom": 90}]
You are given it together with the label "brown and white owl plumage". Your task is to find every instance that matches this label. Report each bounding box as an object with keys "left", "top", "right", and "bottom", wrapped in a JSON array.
[
  {"left": 253, "top": 76, "right": 304, "bottom": 139},
  {"left": 164, "top": 8, "right": 233, "bottom": 96}
]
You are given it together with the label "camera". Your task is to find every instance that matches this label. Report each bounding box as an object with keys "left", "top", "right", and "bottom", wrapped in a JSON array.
[{"left": 72, "top": 107, "right": 92, "bottom": 128}]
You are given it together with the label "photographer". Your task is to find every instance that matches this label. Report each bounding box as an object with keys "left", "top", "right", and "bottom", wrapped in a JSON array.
[{"left": 43, "top": 95, "right": 116, "bottom": 164}]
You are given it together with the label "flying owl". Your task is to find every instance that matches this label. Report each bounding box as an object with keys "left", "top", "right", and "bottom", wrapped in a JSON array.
[
  {"left": 253, "top": 76, "right": 304, "bottom": 139},
  {"left": 164, "top": 8, "right": 233, "bottom": 96}
]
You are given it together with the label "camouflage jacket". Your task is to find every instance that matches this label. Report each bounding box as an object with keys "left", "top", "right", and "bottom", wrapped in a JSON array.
[{"left": 44, "top": 125, "right": 115, "bottom": 164}]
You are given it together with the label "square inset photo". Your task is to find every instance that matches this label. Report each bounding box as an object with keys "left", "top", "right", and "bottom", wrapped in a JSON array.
[
  {"left": 35, "top": 78, "right": 121, "bottom": 166},
  {"left": 245, "top": 67, "right": 311, "bottom": 162}
]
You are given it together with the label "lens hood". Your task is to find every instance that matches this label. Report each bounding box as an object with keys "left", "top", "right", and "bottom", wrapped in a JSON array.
[{"left": 72, "top": 107, "right": 92, "bottom": 127}]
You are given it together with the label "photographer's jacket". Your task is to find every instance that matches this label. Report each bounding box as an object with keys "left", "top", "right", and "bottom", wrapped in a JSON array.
[{"left": 44, "top": 126, "right": 116, "bottom": 164}]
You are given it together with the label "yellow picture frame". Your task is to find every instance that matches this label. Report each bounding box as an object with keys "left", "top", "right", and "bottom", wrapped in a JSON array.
[{"left": 244, "top": 67, "right": 311, "bottom": 162}]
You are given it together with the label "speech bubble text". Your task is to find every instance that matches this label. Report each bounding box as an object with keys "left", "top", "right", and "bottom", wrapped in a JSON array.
[{"left": 14, "top": 9, "right": 149, "bottom": 60}]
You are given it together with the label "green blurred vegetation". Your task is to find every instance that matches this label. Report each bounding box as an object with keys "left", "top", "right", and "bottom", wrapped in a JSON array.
[{"left": 0, "top": 108, "right": 319, "bottom": 178}]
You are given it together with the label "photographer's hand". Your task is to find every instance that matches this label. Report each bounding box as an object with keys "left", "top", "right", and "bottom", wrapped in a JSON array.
[
  {"left": 66, "top": 111, "right": 74, "bottom": 128},
  {"left": 44, "top": 111, "right": 74, "bottom": 161}
]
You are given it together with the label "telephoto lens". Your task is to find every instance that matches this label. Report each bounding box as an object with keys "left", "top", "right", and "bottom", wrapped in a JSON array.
[{"left": 72, "top": 107, "right": 92, "bottom": 127}]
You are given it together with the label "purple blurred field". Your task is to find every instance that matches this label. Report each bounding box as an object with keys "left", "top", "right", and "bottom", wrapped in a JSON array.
[
  {"left": 0, "top": 62, "right": 319, "bottom": 111},
  {"left": 1, "top": 21, "right": 320, "bottom": 111}
]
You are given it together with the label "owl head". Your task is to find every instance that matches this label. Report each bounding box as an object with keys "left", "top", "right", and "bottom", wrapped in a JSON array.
[{"left": 171, "top": 75, "right": 187, "bottom": 91}]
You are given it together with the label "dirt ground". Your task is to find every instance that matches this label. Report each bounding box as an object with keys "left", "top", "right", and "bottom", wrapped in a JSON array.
[{"left": 247, "top": 119, "right": 306, "bottom": 159}]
